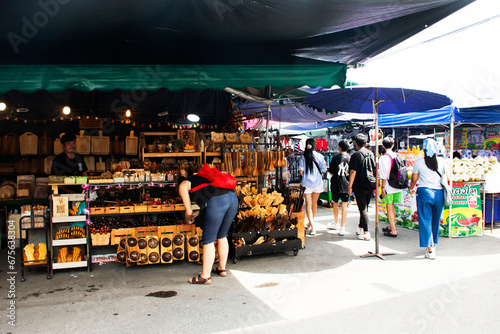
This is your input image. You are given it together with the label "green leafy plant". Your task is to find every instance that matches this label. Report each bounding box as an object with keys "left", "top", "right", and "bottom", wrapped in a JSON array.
[{"left": 172, "top": 139, "right": 184, "bottom": 148}]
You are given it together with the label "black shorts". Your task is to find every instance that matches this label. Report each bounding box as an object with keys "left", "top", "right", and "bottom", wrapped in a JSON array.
[{"left": 331, "top": 190, "right": 349, "bottom": 203}]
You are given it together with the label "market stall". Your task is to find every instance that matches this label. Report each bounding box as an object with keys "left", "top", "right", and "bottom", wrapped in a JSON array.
[{"left": 377, "top": 104, "right": 500, "bottom": 236}]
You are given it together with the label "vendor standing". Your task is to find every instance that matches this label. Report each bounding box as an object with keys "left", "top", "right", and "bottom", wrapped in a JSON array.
[{"left": 51, "top": 134, "right": 88, "bottom": 176}]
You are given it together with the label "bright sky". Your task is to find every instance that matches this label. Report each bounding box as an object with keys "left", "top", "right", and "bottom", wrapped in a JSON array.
[{"left": 347, "top": 0, "right": 500, "bottom": 108}]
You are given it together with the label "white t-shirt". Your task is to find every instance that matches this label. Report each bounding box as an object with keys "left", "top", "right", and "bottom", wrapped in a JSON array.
[
  {"left": 413, "top": 156, "right": 446, "bottom": 190},
  {"left": 379, "top": 151, "right": 400, "bottom": 194}
]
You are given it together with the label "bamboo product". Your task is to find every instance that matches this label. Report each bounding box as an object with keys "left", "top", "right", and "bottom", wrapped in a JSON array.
[
  {"left": 53, "top": 134, "right": 64, "bottom": 156},
  {"left": 96, "top": 157, "right": 106, "bottom": 172},
  {"left": 19, "top": 132, "right": 38, "bottom": 156},
  {"left": 160, "top": 233, "right": 173, "bottom": 264},
  {"left": 76, "top": 130, "right": 91, "bottom": 155},
  {"left": 38, "top": 130, "right": 52, "bottom": 156},
  {"left": 252, "top": 151, "right": 259, "bottom": 176},
  {"left": 2, "top": 133, "right": 19, "bottom": 155},
  {"left": 84, "top": 156, "right": 95, "bottom": 172},
  {"left": 234, "top": 152, "right": 243, "bottom": 176},
  {"left": 91, "top": 131, "right": 110, "bottom": 155},
  {"left": 125, "top": 131, "right": 138, "bottom": 155}
]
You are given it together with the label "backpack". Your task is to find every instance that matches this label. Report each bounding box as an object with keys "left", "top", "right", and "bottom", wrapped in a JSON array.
[
  {"left": 189, "top": 163, "right": 236, "bottom": 193},
  {"left": 387, "top": 154, "right": 408, "bottom": 189},
  {"left": 359, "top": 150, "right": 376, "bottom": 190}
]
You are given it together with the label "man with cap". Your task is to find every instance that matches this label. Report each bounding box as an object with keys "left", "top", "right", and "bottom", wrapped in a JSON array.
[{"left": 51, "top": 133, "right": 88, "bottom": 176}]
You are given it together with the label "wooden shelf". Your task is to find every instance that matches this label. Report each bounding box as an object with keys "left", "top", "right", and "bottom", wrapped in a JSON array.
[
  {"left": 143, "top": 152, "right": 201, "bottom": 158},
  {"left": 52, "top": 215, "right": 87, "bottom": 223},
  {"left": 52, "top": 238, "right": 87, "bottom": 246},
  {"left": 205, "top": 152, "right": 222, "bottom": 156},
  {"left": 52, "top": 258, "right": 88, "bottom": 270}
]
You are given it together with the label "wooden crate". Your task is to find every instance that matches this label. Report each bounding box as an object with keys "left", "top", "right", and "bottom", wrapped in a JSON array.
[
  {"left": 134, "top": 205, "right": 147, "bottom": 212},
  {"left": 105, "top": 206, "right": 119, "bottom": 214},
  {"left": 91, "top": 233, "right": 110, "bottom": 246},
  {"left": 137, "top": 226, "right": 158, "bottom": 238},
  {"left": 110, "top": 228, "right": 137, "bottom": 245},
  {"left": 90, "top": 207, "right": 105, "bottom": 215},
  {"left": 160, "top": 204, "right": 176, "bottom": 211},
  {"left": 119, "top": 206, "right": 135, "bottom": 214},
  {"left": 147, "top": 205, "right": 162, "bottom": 212}
]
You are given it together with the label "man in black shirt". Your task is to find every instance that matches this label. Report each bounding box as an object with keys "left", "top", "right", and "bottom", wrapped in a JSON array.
[
  {"left": 348, "top": 134, "right": 373, "bottom": 241},
  {"left": 327, "top": 140, "right": 350, "bottom": 236},
  {"left": 51, "top": 133, "right": 88, "bottom": 176}
]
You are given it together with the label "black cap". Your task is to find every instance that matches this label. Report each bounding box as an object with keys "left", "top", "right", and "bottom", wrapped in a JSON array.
[{"left": 60, "top": 133, "right": 76, "bottom": 144}]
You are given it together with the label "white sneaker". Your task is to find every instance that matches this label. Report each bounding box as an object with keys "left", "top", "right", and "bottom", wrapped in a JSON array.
[
  {"left": 308, "top": 230, "right": 317, "bottom": 236},
  {"left": 339, "top": 226, "right": 346, "bottom": 236},
  {"left": 327, "top": 222, "right": 340, "bottom": 230},
  {"left": 425, "top": 249, "right": 436, "bottom": 260},
  {"left": 356, "top": 227, "right": 363, "bottom": 236},
  {"left": 358, "top": 232, "right": 371, "bottom": 241}
]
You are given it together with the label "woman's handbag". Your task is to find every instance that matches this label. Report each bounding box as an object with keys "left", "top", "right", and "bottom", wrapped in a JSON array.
[{"left": 436, "top": 170, "right": 452, "bottom": 207}]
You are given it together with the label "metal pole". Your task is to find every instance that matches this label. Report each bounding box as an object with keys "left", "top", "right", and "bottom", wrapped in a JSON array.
[{"left": 361, "top": 88, "right": 395, "bottom": 260}]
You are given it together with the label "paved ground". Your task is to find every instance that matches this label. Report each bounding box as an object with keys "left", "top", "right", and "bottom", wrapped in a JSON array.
[{"left": 2, "top": 204, "right": 500, "bottom": 334}]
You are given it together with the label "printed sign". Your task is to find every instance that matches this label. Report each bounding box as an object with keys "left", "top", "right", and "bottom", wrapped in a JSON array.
[{"left": 442, "top": 182, "right": 483, "bottom": 237}]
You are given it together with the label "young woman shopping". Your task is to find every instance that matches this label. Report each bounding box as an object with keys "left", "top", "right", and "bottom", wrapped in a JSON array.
[{"left": 299, "top": 138, "right": 327, "bottom": 235}]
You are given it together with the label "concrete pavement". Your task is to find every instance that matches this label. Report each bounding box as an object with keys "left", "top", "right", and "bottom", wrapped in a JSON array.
[{"left": 2, "top": 203, "right": 500, "bottom": 334}]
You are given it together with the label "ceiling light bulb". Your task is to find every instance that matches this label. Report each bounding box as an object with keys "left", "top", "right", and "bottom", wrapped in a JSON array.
[
  {"left": 126, "top": 109, "right": 131, "bottom": 117},
  {"left": 0, "top": 102, "right": 6, "bottom": 111},
  {"left": 63, "top": 106, "right": 71, "bottom": 115},
  {"left": 187, "top": 114, "right": 200, "bottom": 122}
]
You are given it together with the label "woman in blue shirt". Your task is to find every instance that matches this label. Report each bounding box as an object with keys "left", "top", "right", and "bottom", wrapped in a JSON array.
[{"left": 299, "top": 138, "right": 327, "bottom": 235}]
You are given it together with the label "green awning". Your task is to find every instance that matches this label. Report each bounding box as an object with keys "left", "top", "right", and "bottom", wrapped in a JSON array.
[{"left": 0, "top": 64, "right": 346, "bottom": 93}]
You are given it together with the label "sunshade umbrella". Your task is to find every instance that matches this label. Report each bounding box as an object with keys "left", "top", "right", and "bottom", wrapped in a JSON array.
[{"left": 305, "top": 87, "right": 453, "bottom": 260}]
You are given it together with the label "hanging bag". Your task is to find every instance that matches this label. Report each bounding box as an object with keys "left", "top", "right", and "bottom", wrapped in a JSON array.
[
  {"left": 189, "top": 163, "right": 236, "bottom": 193},
  {"left": 436, "top": 170, "right": 452, "bottom": 207}
]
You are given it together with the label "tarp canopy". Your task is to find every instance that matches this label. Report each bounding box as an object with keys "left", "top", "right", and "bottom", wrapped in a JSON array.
[
  {"left": 378, "top": 105, "right": 457, "bottom": 127},
  {"left": 0, "top": 0, "right": 474, "bottom": 93},
  {"left": 279, "top": 121, "right": 346, "bottom": 135},
  {"left": 0, "top": 64, "right": 347, "bottom": 94},
  {"left": 456, "top": 105, "right": 500, "bottom": 124}
]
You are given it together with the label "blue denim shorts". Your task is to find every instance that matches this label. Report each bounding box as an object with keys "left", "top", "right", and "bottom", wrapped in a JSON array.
[{"left": 202, "top": 191, "right": 238, "bottom": 245}]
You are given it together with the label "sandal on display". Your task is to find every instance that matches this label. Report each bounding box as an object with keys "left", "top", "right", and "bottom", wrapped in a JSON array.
[
  {"left": 189, "top": 274, "right": 212, "bottom": 284},
  {"left": 212, "top": 268, "right": 227, "bottom": 277}
]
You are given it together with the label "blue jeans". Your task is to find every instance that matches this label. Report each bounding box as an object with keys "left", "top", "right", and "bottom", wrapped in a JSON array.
[
  {"left": 202, "top": 191, "right": 238, "bottom": 245},
  {"left": 416, "top": 187, "right": 444, "bottom": 247}
]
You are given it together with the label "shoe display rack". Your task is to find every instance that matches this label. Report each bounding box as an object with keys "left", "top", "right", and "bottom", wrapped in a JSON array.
[
  {"left": 19, "top": 212, "right": 51, "bottom": 281},
  {"left": 49, "top": 185, "right": 90, "bottom": 277}
]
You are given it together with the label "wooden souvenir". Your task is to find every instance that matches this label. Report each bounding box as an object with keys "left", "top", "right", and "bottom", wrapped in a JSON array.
[
  {"left": 52, "top": 195, "right": 69, "bottom": 217},
  {"left": 160, "top": 233, "right": 173, "bottom": 264},
  {"left": 76, "top": 130, "right": 91, "bottom": 155},
  {"left": 125, "top": 131, "right": 138, "bottom": 155},
  {"left": 178, "top": 129, "right": 196, "bottom": 148},
  {"left": 147, "top": 236, "right": 160, "bottom": 264},
  {"left": 19, "top": 132, "right": 38, "bottom": 156}
]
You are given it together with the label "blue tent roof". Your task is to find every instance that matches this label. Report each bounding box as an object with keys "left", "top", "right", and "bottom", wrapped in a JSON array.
[
  {"left": 456, "top": 105, "right": 500, "bottom": 124},
  {"left": 378, "top": 105, "right": 456, "bottom": 128}
]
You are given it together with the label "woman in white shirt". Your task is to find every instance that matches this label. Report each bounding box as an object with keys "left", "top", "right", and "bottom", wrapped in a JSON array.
[
  {"left": 299, "top": 138, "right": 327, "bottom": 235},
  {"left": 409, "top": 138, "right": 449, "bottom": 259}
]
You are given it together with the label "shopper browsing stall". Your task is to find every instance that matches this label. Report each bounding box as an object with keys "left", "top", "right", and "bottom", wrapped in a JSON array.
[
  {"left": 299, "top": 138, "right": 327, "bottom": 235},
  {"left": 177, "top": 173, "right": 238, "bottom": 284},
  {"left": 327, "top": 139, "right": 350, "bottom": 236},
  {"left": 379, "top": 137, "right": 402, "bottom": 237},
  {"left": 348, "top": 134, "right": 375, "bottom": 241},
  {"left": 409, "top": 138, "right": 449, "bottom": 259}
]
